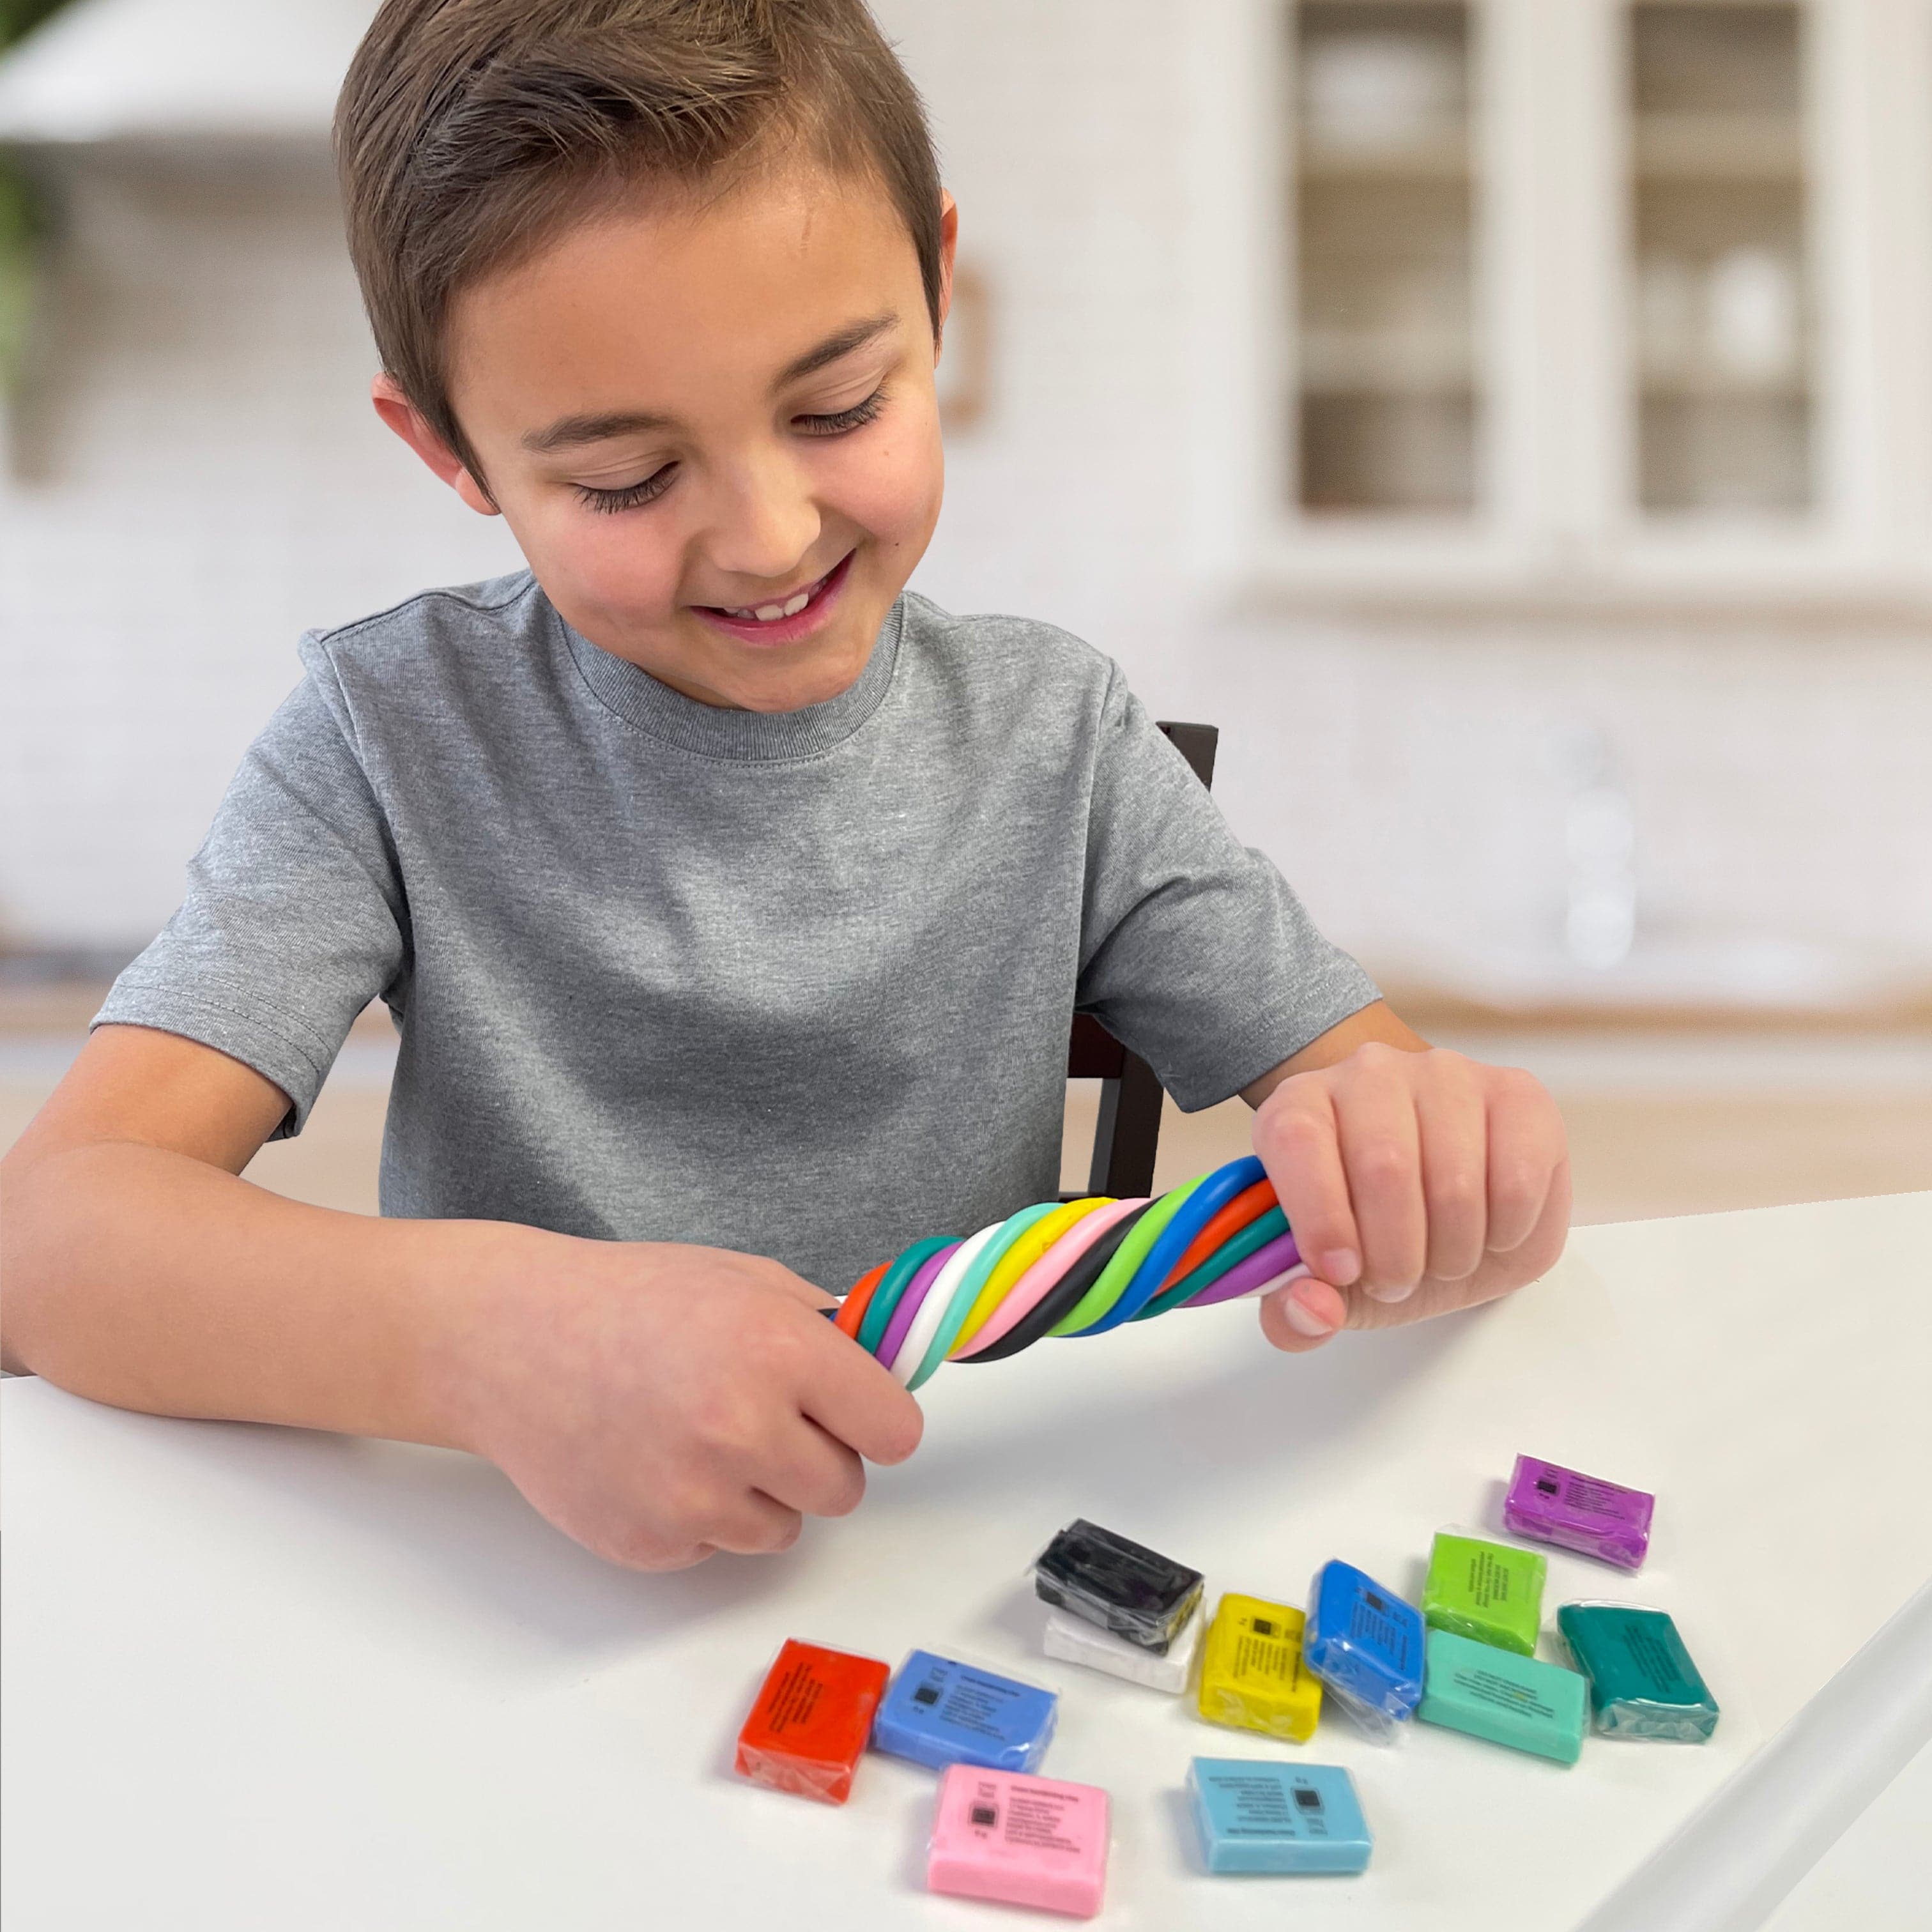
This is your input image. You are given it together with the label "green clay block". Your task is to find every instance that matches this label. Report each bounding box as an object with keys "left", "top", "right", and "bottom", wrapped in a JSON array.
[
  {"left": 1417, "top": 1630, "right": 1586, "bottom": 1765},
  {"left": 1422, "top": 1531, "right": 1546, "bottom": 1656},
  {"left": 1556, "top": 1603, "right": 1720, "bottom": 1742}
]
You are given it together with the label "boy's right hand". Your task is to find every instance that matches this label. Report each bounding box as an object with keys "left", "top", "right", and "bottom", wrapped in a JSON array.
[{"left": 443, "top": 1230, "right": 923, "bottom": 1571}]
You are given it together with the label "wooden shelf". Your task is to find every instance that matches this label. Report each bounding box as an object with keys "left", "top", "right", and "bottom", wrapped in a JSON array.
[
  {"left": 1633, "top": 112, "right": 1804, "bottom": 181},
  {"left": 1298, "top": 127, "right": 1471, "bottom": 181},
  {"left": 1300, "top": 332, "right": 1476, "bottom": 395}
]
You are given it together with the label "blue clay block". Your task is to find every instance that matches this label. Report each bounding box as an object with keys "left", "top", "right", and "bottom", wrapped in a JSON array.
[
  {"left": 871, "top": 1652, "right": 1059, "bottom": 1774},
  {"left": 1187, "top": 1759, "right": 1373, "bottom": 1875},
  {"left": 1304, "top": 1561, "right": 1426, "bottom": 1727}
]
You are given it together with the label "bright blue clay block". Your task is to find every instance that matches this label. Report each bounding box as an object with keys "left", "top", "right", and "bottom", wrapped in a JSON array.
[
  {"left": 1188, "top": 1760, "right": 1374, "bottom": 1875},
  {"left": 871, "top": 1652, "right": 1059, "bottom": 1774},
  {"left": 1304, "top": 1561, "right": 1425, "bottom": 1724}
]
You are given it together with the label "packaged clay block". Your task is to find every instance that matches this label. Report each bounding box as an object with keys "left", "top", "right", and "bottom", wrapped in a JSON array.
[
  {"left": 1197, "top": 1593, "right": 1322, "bottom": 1743},
  {"left": 928, "top": 1765, "right": 1109, "bottom": 1919},
  {"left": 1417, "top": 1629, "right": 1587, "bottom": 1765},
  {"left": 1032, "top": 1519, "right": 1205, "bottom": 1654},
  {"left": 1557, "top": 1603, "right": 1719, "bottom": 1741},
  {"left": 733, "top": 1639, "right": 891, "bottom": 1804},
  {"left": 1422, "top": 1530, "right": 1546, "bottom": 1656},
  {"left": 1505, "top": 1455, "right": 1654, "bottom": 1570},
  {"left": 1302, "top": 1560, "right": 1425, "bottom": 1742},
  {"left": 1044, "top": 1598, "right": 1204, "bottom": 1694},
  {"left": 873, "top": 1650, "right": 1059, "bottom": 1774},
  {"left": 1188, "top": 1759, "right": 1372, "bottom": 1874}
]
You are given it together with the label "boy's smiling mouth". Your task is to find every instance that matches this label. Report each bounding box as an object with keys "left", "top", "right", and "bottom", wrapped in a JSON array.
[{"left": 690, "top": 550, "right": 855, "bottom": 649}]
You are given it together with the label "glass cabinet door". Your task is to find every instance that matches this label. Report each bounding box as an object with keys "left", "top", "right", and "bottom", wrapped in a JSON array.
[
  {"left": 1627, "top": 1, "right": 1813, "bottom": 516},
  {"left": 1291, "top": 1, "right": 1483, "bottom": 515}
]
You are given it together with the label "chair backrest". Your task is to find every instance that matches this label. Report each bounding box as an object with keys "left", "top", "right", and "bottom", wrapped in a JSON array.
[{"left": 1066, "top": 721, "right": 1220, "bottom": 1199}]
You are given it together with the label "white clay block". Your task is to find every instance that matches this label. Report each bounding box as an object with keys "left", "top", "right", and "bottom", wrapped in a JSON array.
[{"left": 1043, "top": 1602, "right": 1203, "bottom": 1694}]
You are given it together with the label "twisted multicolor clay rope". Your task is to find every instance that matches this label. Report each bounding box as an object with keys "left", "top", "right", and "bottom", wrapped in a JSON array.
[{"left": 834, "top": 1156, "right": 1306, "bottom": 1391}]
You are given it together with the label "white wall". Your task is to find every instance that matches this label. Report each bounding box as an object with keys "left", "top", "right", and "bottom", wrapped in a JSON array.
[{"left": 2, "top": 0, "right": 1929, "bottom": 1006}]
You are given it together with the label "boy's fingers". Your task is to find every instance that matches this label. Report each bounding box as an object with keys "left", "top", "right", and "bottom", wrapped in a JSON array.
[
  {"left": 1257, "top": 1276, "right": 1348, "bottom": 1353},
  {"left": 1485, "top": 1071, "right": 1567, "bottom": 1254},
  {"left": 760, "top": 1419, "right": 868, "bottom": 1520},
  {"left": 799, "top": 1322, "right": 926, "bottom": 1466},
  {"left": 1416, "top": 1053, "right": 1489, "bottom": 1283},
  {"left": 1333, "top": 1060, "right": 1425, "bottom": 1301},
  {"left": 1254, "top": 1083, "right": 1360, "bottom": 1287},
  {"left": 705, "top": 1491, "right": 806, "bottom": 1556}
]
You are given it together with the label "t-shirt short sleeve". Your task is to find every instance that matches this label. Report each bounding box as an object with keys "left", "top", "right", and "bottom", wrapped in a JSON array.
[
  {"left": 1075, "top": 667, "right": 1380, "bottom": 1110},
  {"left": 92, "top": 645, "right": 408, "bottom": 1138}
]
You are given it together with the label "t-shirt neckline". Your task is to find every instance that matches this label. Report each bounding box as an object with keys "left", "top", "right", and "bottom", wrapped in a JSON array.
[{"left": 555, "top": 592, "right": 905, "bottom": 762}]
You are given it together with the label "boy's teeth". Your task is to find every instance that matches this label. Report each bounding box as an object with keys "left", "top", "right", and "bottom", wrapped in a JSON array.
[{"left": 728, "top": 586, "right": 816, "bottom": 622}]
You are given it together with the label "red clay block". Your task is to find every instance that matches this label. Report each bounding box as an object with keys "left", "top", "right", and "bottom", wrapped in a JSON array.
[{"left": 733, "top": 1639, "right": 891, "bottom": 1805}]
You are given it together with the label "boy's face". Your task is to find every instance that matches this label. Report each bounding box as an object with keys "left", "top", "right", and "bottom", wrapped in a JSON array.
[{"left": 378, "top": 164, "right": 953, "bottom": 714}]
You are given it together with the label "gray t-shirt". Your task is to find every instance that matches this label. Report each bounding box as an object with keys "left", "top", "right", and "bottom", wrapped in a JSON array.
[{"left": 97, "top": 576, "right": 1377, "bottom": 1291}]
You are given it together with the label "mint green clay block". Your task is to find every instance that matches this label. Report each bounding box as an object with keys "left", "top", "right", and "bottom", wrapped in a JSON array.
[
  {"left": 1422, "top": 1531, "right": 1546, "bottom": 1657},
  {"left": 1556, "top": 1604, "right": 1720, "bottom": 1742},
  {"left": 1417, "top": 1630, "right": 1586, "bottom": 1765}
]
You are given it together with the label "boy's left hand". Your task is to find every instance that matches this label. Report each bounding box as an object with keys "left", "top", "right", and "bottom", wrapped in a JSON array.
[{"left": 1248, "top": 1041, "right": 1570, "bottom": 1353}]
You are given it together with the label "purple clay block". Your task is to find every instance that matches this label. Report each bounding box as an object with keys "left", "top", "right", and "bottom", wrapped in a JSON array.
[{"left": 1504, "top": 1455, "right": 1653, "bottom": 1570}]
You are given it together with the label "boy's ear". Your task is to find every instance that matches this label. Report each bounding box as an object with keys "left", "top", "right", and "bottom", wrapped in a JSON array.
[
  {"left": 371, "top": 375, "right": 499, "bottom": 517},
  {"left": 933, "top": 191, "right": 959, "bottom": 360}
]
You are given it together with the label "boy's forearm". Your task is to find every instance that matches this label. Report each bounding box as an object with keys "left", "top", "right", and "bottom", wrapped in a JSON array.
[{"left": 0, "top": 1140, "right": 528, "bottom": 1449}]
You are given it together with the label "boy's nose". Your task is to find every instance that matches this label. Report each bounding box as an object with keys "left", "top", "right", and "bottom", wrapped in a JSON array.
[{"left": 698, "top": 450, "right": 824, "bottom": 590}]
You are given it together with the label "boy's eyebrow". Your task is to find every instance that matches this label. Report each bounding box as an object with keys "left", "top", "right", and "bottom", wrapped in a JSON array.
[
  {"left": 523, "top": 408, "right": 676, "bottom": 454},
  {"left": 521, "top": 314, "right": 901, "bottom": 454},
  {"left": 774, "top": 312, "right": 900, "bottom": 388}
]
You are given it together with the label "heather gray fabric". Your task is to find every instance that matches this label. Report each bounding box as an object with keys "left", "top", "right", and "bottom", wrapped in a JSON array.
[{"left": 96, "top": 576, "right": 1378, "bottom": 1290}]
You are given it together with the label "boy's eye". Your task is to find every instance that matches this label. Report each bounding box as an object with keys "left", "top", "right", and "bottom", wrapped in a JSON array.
[
  {"left": 574, "top": 463, "right": 677, "bottom": 515},
  {"left": 793, "top": 387, "right": 887, "bottom": 436}
]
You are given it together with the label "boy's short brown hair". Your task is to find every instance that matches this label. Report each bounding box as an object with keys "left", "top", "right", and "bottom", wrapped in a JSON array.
[{"left": 335, "top": 0, "right": 943, "bottom": 476}]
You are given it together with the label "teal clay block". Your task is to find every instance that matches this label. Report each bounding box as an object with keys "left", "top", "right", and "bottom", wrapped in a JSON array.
[
  {"left": 1417, "top": 1629, "right": 1586, "bottom": 1764},
  {"left": 1422, "top": 1531, "right": 1546, "bottom": 1657},
  {"left": 1557, "top": 1603, "right": 1719, "bottom": 1742}
]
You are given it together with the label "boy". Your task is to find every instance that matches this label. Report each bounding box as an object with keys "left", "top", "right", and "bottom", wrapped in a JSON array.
[{"left": 1, "top": 0, "right": 1568, "bottom": 1572}]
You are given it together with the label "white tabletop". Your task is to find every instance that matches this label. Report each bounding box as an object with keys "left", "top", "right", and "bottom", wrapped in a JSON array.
[{"left": 6, "top": 1190, "right": 1932, "bottom": 1931}]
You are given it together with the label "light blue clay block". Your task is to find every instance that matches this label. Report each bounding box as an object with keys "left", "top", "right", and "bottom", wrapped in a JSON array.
[
  {"left": 1417, "top": 1629, "right": 1586, "bottom": 1765},
  {"left": 1186, "top": 1759, "right": 1372, "bottom": 1874}
]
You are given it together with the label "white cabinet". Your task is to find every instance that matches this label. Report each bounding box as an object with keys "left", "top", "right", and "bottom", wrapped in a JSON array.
[{"left": 1188, "top": 0, "right": 1932, "bottom": 608}]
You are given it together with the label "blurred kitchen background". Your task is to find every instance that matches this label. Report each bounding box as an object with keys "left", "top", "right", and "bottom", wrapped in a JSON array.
[{"left": 1, "top": 0, "right": 1928, "bottom": 1225}]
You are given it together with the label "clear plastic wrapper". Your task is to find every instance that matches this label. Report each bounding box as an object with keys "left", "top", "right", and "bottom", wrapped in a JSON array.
[
  {"left": 1195, "top": 1591, "right": 1322, "bottom": 1742},
  {"left": 1043, "top": 1598, "right": 1202, "bottom": 1694},
  {"left": 927, "top": 1763, "right": 1110, "bottom": 1919},
  {"left": 1031, "top": 1519, "right": 1204, "bottom": 1653},
  {"left": 873, "top": 1648, "right": 1059, "bottom": 1773},
  {"left": 1187, "top": 1759, "right": 1373, "bottom": 1874},
  {"left": 1504, "top": 1454, "right": 1653, "bottom": 1570},
  {"left": 1556, "top": 1601, "right": 1720, "bottom": 1741},
  {"left": 1422, "top": 1526, "right": 1546, "bottom": 1656},
  {"left": 732, "top": 1637, "right": 890, "bottom": 1805},
  {"left": 1301, "top": 1560, "right": 1425, "bottom": 1744}
]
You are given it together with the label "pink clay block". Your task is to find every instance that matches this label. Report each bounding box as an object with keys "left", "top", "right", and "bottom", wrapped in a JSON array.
[{"left": 927, "top": 1765, "right": 1110, "bottom": 1919}]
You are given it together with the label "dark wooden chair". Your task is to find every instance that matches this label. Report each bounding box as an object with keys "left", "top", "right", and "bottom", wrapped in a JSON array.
[{"left": 1066, "top": 721, "right": 1219, "bottom": 1200}]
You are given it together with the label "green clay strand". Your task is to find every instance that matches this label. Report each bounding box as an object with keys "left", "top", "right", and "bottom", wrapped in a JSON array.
[
  {"left": 1132, "top": 1206, "right": 1290, "bottom": 1322},
  {"left": 858, "top": 1235, "right": 956, "bottom": 1356},
  {"left": 904, "top": 1203, "right": 1062, "bottom": 1393},
  {"left": 1047, "top": 1179, "right": 1201, "bottom": 1337}
]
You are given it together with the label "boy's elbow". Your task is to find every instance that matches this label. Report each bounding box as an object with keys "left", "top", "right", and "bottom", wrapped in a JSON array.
[{"left": 0, "top": 1132, "right": 102, "bottom": 1376}]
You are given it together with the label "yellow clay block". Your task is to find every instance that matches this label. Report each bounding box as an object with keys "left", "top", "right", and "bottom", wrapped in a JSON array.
[{"left": 1196, "top": 1593, "right": 1322, "bottom": 1743}]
